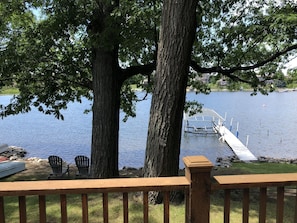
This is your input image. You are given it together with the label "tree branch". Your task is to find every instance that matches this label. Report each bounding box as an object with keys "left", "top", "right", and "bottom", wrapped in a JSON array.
[
  {"left": 120, "top": 62, "right": 156, "bottom": 82},
  {"left": 191, "top": 44, "right": 297, "bottom": 79}
]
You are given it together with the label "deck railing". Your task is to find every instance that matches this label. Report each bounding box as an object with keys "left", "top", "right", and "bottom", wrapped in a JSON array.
[
  {"left": 1, "top": 156, "right": 297, "bottom": 222},
  {"left": 0, "top": 177, "right": 190, "bottom": 223},
  {"left": 211, "top": 172, "right": 297, "bottom": 223},
  {"left": 0, "top": 156, "right": 213, "bottom": 223}
]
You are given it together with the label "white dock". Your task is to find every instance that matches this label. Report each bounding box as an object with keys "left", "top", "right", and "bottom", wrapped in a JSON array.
[{"left": 215, "top": 125, "right": 257, "bottom": 161}]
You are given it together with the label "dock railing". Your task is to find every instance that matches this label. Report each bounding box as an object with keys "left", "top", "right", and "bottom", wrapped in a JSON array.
[{"left": 1, "top": 156, "right": 297, "bottom": 222}]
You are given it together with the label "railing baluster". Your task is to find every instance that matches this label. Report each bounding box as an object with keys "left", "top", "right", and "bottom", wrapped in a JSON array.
[
  {"left": 60, "top": 194, "right": 67, "bottom": 223},
  {"left": 276, "top": 186, "right": 284, "bottom": 223},
  {"left": 123, "top": 192, "right": 128, "bottom": 223},
  {"left": 243, "top": 188, "right": 249, "bottom": 223},
  {"left": 19, "top": 196, "right": 26, "bottom": 223},
  {"left": 224, "top": 189, "right": 230, "bottom": 223},
  {"left": 295, "top": 186, "right": 297, "bottom": 223},
  {"left": 0, "top": 197, "right": 5, "bottom": 223},
  {"left": 163, "top": 191, "right": 170, "bottom": 223},
  {"left": 143, "top": 192, "right": 149, "bottom": 223},
  {"left": 185, "top": 189, "right": 189, "bottom": 223},
  {"left": 103, "top": 192, "right": 108, "bottom": 223},
  {"left": 39, "top": 195, "right": 46, "bottom": 223},
  {"left": 81, "top": 194, "right": 88, "bottom": 223},
  {"left": 259, "top": 187, "right": 267, "bottom": 223}
]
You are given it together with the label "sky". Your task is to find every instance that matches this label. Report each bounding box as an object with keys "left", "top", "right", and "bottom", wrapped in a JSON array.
[{"left": 282, "top": 57, "right": 297, "bottom": 75}]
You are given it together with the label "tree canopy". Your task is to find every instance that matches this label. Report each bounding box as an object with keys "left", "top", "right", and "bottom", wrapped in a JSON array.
[
  {"left": 1, "top": 0, "right": 296, "bottom": 116},
  {"left": 189, "top": 0, "right": 297, "bottom": 94},
  {"left": 0, "top": 0, "right": 159, "bottom": 119}
]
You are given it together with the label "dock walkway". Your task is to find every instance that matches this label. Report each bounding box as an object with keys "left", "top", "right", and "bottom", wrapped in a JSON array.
[{"left": 215, "top": 125, "right": 257, "bottom": 161}]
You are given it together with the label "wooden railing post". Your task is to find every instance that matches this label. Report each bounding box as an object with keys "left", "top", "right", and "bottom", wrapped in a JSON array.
[{"left": 183, "top": 156, "right": 213, "bottom": 223}]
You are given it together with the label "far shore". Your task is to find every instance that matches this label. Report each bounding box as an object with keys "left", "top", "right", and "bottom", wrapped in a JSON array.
[{"left": 2, "top": 86, "right": 297, "bottom": 96}]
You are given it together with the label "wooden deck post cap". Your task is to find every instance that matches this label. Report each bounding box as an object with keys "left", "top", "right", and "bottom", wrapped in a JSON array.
[{"left": 183, "top": 156, "right": 213, "bottom": 171}]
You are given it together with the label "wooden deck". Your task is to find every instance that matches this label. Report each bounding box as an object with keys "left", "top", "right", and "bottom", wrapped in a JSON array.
[
  {"left": 215, "top": 125, "right": 257, "bottom": 161},
  {"left": 1, "top": 156, "right": 297, "bottom": 223}
]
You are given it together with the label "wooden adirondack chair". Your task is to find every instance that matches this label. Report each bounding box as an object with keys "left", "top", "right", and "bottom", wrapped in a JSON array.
[
  {"left": 75, "top": 155, "right": 90, "bottom": 178},
  {"left": 48, "top": 155, "right": 70, "bottom": 179}
]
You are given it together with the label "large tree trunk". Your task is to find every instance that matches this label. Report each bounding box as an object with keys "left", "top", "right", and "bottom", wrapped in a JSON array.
[
  {"left": 89, "top": 0, "right": 121, "bottom": 178},
  {"left": 144, "top": 0, "right": 197, "bottom": 180},
  {"left": 91, "top": 48, "right": 120, "bottom": 178}
]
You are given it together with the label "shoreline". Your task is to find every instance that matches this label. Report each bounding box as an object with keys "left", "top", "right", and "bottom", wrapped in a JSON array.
[
  {"left": 2, "top": 148, "right": 297, "bottom": 181},
  {"left": 2, "top": 146, "right": 297, "bottom": 169},
  {"left": 3, "top": 155, "right": 297, "bottom": 181},
  {"left": 216, "top": 155, "right": 297, "bottom": 168}
]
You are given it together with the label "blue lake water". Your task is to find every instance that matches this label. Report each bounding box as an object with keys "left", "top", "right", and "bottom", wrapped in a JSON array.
[{"left": 1, "top": 91, "right": 297, "bottom": 168}]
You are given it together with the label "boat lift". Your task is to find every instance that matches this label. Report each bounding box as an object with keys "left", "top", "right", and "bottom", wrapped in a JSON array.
[
  {"left": 183, "top": 108, "right": 225, "bottom": 135},
  {"left": 183, "top": 108, "right": 257, "bottom": 162}
]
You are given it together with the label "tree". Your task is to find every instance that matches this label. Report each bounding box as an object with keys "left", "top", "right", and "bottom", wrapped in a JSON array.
[
  {"left": 0, "top": 0, "right": 158, "bottom": 178},
  {"left": 144, "top": 0, "right": 197, "bottom": 179},
  {"left": 144, "top": 0, "right": 297, "bottom": 184}
]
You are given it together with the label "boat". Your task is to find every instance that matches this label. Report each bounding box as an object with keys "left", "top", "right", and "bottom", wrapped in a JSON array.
[
  {"left": 0, "top": 144, "right": 9, "bottom": 153},
  {"left": 0, "top": 161, "right": 26, "bottom": 178},
  {"left": 0, "top": 144, "right": 26, "bottom": 178}
]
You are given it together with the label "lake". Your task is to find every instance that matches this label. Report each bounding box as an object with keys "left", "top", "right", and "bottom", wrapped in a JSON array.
[{"left": 1, "top": 91, "right": 297, "bottom": 168}]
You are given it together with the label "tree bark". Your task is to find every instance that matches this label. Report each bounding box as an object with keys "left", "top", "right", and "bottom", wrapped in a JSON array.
[
  {"left": 89, "top": 1, "right": 121, "bottom": 178},
  {"left": 144, "top": 0, "right": 197, "bottom": 180},
  {"left": 88, "top": 0, "right": 156, "bottom": 178},
  {"left": 91, "top": 48, "right": 120, "bottom": 178}
]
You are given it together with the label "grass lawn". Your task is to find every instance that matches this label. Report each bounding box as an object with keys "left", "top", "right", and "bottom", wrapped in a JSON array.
[
  {"left": 1, "top": 161, "right": 297, "bottom": 222},
  {"left": 0, "top": 87, "right": 19, "bottom": 95},
  {"left": 215, "top": 161, "right": 297, "bottom": 175}
]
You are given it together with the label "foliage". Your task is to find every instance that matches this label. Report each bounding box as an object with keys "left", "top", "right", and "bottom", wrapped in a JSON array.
[
  {"left": 191, "top": 0, "right": 297, "bottom": 95},
  {"left": 1, "top": 0, "right": 296, "bottom": 118},
  {"left": 184, "top": 101, "right": 203, "bottom": 117},
  {"left": 0, "top": 0, "right": 160, "bottom": 119},
  {"left": 286, "top": 68, "right": 297, "bottom": 87},
  {"left": 0, "top": 0, "right": 93, "bottom": 119}
]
